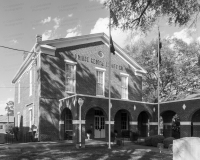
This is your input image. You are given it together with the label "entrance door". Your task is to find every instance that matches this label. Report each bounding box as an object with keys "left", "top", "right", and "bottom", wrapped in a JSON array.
[{"left": 94, "top": 110, "right": 105, "bottom": 138}]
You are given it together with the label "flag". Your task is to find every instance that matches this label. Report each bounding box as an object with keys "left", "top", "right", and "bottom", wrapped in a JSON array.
[
  {"left": 110, "top": 8, "right": 118, "bottom": 26},
  {"left": 110, "top": 8, "right": 116, "bottom": 55},
  {"left": 110, "top": 35, "right": 115, "bottom": 55},
  {"left": 157, "top": 30, "right": 162, "bottom": 65}
]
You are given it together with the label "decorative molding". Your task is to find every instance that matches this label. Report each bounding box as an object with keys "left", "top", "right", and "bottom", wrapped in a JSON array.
[
  {"left": 72, "top": 120, "right": 85, "bottom": 124},
  {"left": 105, "top": 121, "right": 114, "bottom": 124},
  {"left": 59, "top": 93, "right": 157, "bottom": 105},
  {"left": 64, "top": 59, "right": 77, "bottom": 64},
  {"left": 193, "top": 122, "right": 200, "bottom": 125},
  {"left": 95, "top": 67, "right": 106, "bottom": 71},
  {"left": 180, "top": 121, "right": 191, "bottom": 125},
  {"left": 149, "top": 122, "right": 158, "bottom": 125},
  {"left": 120, "top": 72, "right": 129, "bottom": 77},
  {"left": 59, "top": 121, "right": 64, "bottom": 125},
  {"left": 182, "top": 104, "right": 186, "bottom": 110},
  {"left": 129, "top": 121, "right": 138, "bottom": 125},
  {"left": 163, "top": 123, "right": 172, "bottom": 125}
]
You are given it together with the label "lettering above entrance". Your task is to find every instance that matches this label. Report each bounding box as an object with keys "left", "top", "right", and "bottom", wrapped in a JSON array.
[{"left": 67, "top": 52, "right": 124, "bottom": 71}]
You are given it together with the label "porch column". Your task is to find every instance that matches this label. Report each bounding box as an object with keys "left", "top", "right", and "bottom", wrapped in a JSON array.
[
  {"left": 73, "top": 120, "right": 86, "bottom": 148},
  {"left": 180, "top": 121, "right": 191, "bottom": 138},
  {"left": 105, "top": 121, "right": 114, "bottom": 142}
]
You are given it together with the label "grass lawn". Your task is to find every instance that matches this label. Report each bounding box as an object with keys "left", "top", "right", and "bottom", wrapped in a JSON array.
[{"left": 0, "top": 144, "right": 172, "bottom": 160}]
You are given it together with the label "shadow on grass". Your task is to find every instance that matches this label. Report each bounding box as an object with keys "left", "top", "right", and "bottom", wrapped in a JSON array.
[{"left": 1, "top": 144, "right": 172, "bottom": 160}]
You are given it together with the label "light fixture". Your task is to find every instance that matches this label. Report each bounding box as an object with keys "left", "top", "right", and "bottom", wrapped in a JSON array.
[
  {"left": 134, "top": 105, "right": 136, "bottom": 110},
  {"left": 182, "top": 104, "right": 186, "bottom": 110},
  {"left": 153, "top": 107, "right": 156, "bottom": 112}
]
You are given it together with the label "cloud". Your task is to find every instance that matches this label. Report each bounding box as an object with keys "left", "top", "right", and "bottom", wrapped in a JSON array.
[
  {"left": 65, "top": 25, "right": 82, "bottom": 38},
  {"left": 10, "top": 39, "right": 18, "bottom": 44},
  {"left": 197, "top": 37, "right": 200, "bottom": 43},
  {"left": 42, "top": 30, "right": 52, "bottom": 40},
  {"left": 53, "top": 17, "right": 61, "bottom": 30},
  {"left": 172, "top": 28, "right": 196, "bottom": 44},
  {"left": 41, "top": 17, "right": 51, "bottom": 24},
  {"left": 90, "top": 0, "right": 106, "bottom": 4},
  {"left": 90, "top": 17, "right": 141, "bottom": 47},
  {"left": 68, "top": 14, "right": 73, "bottom": 17}
]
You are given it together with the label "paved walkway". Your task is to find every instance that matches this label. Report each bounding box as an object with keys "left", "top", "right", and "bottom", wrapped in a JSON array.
[{"left": 0, "top": 139, "right": 172, "bottom": 155}]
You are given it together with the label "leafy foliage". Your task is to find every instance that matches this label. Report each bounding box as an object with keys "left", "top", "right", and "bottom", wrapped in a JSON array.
[
  {"left": 163, "top": 137, "right": 175, "bottom": 148},
  {"left": 105, "top": 0, "right": 200, "bottom": 32},
  {"left": 127, "top": 38, "right": 200, "bottom": 102},
  {"left": 5, "top": 101, "right": 14, "bottom": 116}
]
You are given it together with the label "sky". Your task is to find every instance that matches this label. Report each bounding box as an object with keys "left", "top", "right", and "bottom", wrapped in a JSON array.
[{"left": 0, "top": 0, "right": 200, "bottom": 115}]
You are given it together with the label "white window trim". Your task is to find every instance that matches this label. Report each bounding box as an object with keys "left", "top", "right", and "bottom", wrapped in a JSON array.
[
  {"left": 65, "top": 59, "right": 77, "bottom": 65},
  {"left": 120, "top": 72, "right": 129, "bottom": 77},
  {"left": 18, "top": 81, "right": 20, "bottom": 103},
  {"left": 29, "top": 108, "right": 32, "bottom": 129},
  {"left": 96, "top": 68, "right": 105, "bottom": 97},
  {"left": 95, "top": 67, "right": 106, "bottom": 71},
  {"left": 17, "top": 112, "right": 20, "bottom": 127},
  {"left": 65, "top": 62, "right": 76, "bottom": 93},
  {"left": 121, "top": 75, "right": 129, "bottom": 100},
  {"left": 29, "top": 69, "right": 32, "bottom": 96}
]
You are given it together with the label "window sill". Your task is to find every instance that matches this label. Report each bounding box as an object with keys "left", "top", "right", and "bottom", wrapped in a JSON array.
[
  {"left": 121, "top": 98, "right": 128, "bottom": 100},
  {"left": 65, "top": 91, "right": 76, "bottom": 94},
  {"left": 96, "top": 95, "right": 105, "bottom": 97}
]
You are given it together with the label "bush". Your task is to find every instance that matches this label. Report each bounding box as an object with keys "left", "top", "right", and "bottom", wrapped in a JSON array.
[
  {"left": 151, "top": 135, "right": 165, "bottom": 147},
  {"left": 145, "top": 135, "right": 165, "bottom": 147},
  {"left": 131, "top": 132, "right": 139, "bottom": 141},
  {"left": 163, "top": 137, "right": 175, "bottom": 148},
  {"left": 145, "top": 137, "right": 152, "bottom": 146}
]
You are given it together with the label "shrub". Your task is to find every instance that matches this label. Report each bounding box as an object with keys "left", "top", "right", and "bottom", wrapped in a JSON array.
[
  {"left": 145, "top": 137, "right": 152, "bottom": 146},
  {"left": 151, "top": 135, "right": 165, "bottom": 147},
  {"left": 163, "top": 137, "right": 175, "bottom": 148},
  {"left": 145, "top": 135, "right": 165, "bottom": 147},
  {"left": 131, "top": 132, "right": 139, "bottom": 141}
]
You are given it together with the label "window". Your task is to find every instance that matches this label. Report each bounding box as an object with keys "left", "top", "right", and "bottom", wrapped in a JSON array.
[
  {"left": 121, "top": 112, "right": 128, "bottom": 130},
  {"left": 0, "top": 125, "right": 3, "bottom": 129},
  {"left": 96, "top": 68, "right": 105, "bottom": 96},
  {"left": 29, "top": 108, "right": 32, "bottom": 129},
  {"left": 65, "top": 109, "right": 73, "bottom": 131},
  {"left": 17, "top": 113, "right": 20, "bottom": 127},
  {"left": 29, "top": 69, "right": 32, "bottom": 96},
  {"left": 18, "top": 82, "right": 20, "bottom": 103},
  {"left": 65, "top": 62, "right": 76, "bottom": 93},
  {"left": 121, "top": 74, "right": 128, "bottom": 99}
]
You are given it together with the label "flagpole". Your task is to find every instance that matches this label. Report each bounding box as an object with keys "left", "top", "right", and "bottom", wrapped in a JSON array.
[
  {"left": 157, "top": 26, "right": 160, "bottom": 135},
  {"left": 108, "top": 7, "right": 111, "bottom": 149}
]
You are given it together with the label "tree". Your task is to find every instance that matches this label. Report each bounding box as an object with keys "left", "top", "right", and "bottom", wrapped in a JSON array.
[
  {"left": 5, "top": 101, "right": 14, "bottom": 116},
  {"left": 127, "top": 38, "right": 200, "bottom": 102},
  {"left": 105, "top": 0, "right": 200, "bottom": 32}
]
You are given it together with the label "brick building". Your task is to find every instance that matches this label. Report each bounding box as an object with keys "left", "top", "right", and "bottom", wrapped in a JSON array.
[{"left": 12, "top": 33, "right": 200, "bottom": 146}]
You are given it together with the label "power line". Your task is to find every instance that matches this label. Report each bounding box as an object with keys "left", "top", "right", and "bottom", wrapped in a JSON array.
[{"left": 0, "top": 45, "right": 33, "bottom": 53}]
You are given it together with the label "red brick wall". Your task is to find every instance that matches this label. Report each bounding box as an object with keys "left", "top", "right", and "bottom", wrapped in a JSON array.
[
  {"left": 160, "top": 99, "right": 200, "bottom": 121},
  {"left": 56, "top": 41, "right": 142, "bottom": 101}
]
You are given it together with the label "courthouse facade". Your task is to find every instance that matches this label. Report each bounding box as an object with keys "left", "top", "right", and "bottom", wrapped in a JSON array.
[{"left": 12, "top": 33, "right": 200, "bottom": 145}]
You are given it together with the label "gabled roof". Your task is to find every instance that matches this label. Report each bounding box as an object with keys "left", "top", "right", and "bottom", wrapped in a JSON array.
[{"left": 12, "top": 33, "right": 146, "bottom": 83}]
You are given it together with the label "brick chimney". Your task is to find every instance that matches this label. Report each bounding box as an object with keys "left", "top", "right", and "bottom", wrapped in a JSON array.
[{"left": 36, "top": 34, "right": 42, "bottom": 43}]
